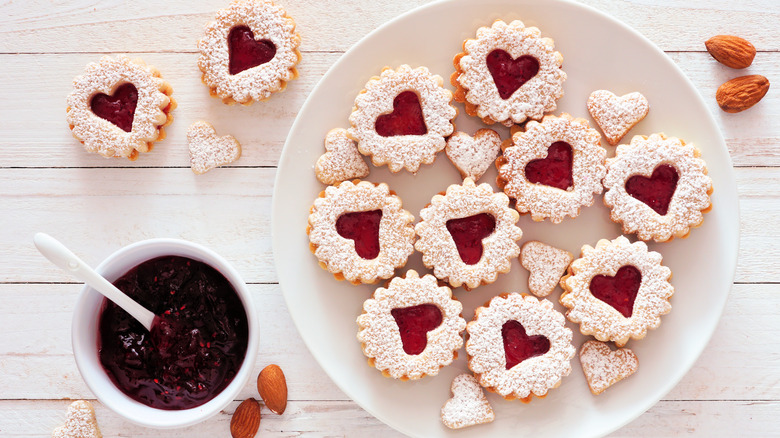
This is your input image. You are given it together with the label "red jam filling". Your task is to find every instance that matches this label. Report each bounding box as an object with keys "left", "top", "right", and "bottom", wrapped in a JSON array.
[
  {"left": 486, "top": 49, "right": 540, "bottom": 99},
  {"left": 502, "top": 320, "right": 551, "bottom": 370},
  {"left": 589, "top": 265, "right": 642, "bottom": 318},
  {"left": 374, "top": 91, "right": 427, "bottom": 137},
  {"left": 625, "top": 164, "right": 679, "bottom": 215},
  {"left": 524, "top": 141, "right": 574, "bottom": 190},
  {"left": 445, "top": 213, "right": 496, "bottom": 265},
  {"left": 335, "top": 209, "right": 382, "bottom": 260},
  {"left": 90, "top": 83, "right": 138, "bottom": 133},
  {"left": 228, "top": 25, "right": 277, "bottom": 75},
  {"left": 98, "top": 256, "right": 249, "bottom": 410},
  {"left": 391, "top": 304, "right": 443, "bottom": 355}
]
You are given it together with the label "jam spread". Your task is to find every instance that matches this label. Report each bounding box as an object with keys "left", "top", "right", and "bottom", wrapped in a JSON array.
[
  {"left": 446, "top": 213, "right": 496, "bottom": 265},
  {"left": 525, "top": 141, "right": 574, "bottom": 191},
  {"left": 374, "top": 91, "right": 428, "bottom": 137},
  {"left": 90, "top": 83, "right": 138, "bottom": 133},
  {"left": 335, "top": 209, "right": 383, "bottom": 260},
  {"left": 486, "top": 49, "right": 540, "bottom": 99},
  {"left": 228, "top": 25, "right": 277, "bottom": 75},
  {"left": 589, "top": 265, "right": 642, "bottom": 318},
  {"left": 502, "top": 320, "right": 550, "bottom": 369},
  {"left": 390, "top": 304, "right": 443, "bottom": 355},
  {"left": 625, "top": 164, "right": 679, "bottom": 215},
  {"left": 98, "top": 256, "right": 248, "bottom": 410}
]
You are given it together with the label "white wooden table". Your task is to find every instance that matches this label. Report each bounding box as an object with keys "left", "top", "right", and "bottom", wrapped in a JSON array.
[{"left": 1, "top": 0, "right": 778, "bottom": 436}]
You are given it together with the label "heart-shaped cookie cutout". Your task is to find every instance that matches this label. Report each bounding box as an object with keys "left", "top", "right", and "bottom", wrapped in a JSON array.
[
  {"left": 525, "top": 141, "right": 573, "bottom": 190},
  {"left": 391, "top": 303, "right": 443, "bottom": 355},
  {"left": 90, "top": 82, "right": 138, "bottom": 132},
  {"left": 521, "top": 241, "right": 573, "bottom": 297},
  {"left": 52, "top": 400, "right": 102, "bottom": 438},
  {"left": 315, "top": 128, "right": 369, "bottom": 185},
  {"left": 335, "top": 209, "right": 382, "bottom": 260},
  {"left": 187, "top": 121, "right": 242, "bottom": 174},
  {"left": 446, "top": 213, "right": 496, "bottom": 265},
  {"left": 587, "top": 90, "right": 649, "bottom": 145},
  {"left": 502, "top": 320, "right": 551, "bottom": 369},
  {"left": 441, "top": 374, "right": 495, "bottom": 429},
  {"left": 625, "top": 164, "right": 679, "bottom": 216},
  {"left": 228, "top": 25, "right": 277, "bottom": 75},
  {"left": 486, "top": 49, "right": 540, "bottom": 99},
  {"left": 445, "top": 129, "right": 501, "bottom": 181},
  {"left": 374, "top": 90, "right": 427, "bottom": 137},
  {"left": 579, "top": 340, "right": 638, "bottom": 395},
  {"left": 589, "top": 265, "right": 642, "bottom": 318}
]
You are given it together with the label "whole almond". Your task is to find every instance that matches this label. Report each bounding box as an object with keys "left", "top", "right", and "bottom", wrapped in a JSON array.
[
  {"left": 705, "top": 35, "right": 756, "bottom": 69},
  {"left": 257, "top": 364, "right": 288, "bottom": 415},
  {"left": 230, "top": 398, "right": 261, "bottom": 438},
  {"left": 716, "top": 75, "right": 770, "bottom": 113}
]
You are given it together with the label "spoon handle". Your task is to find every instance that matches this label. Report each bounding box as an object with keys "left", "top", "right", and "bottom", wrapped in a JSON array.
[{"left": 34, "top": 233, "right": 156, "bottom": 331}]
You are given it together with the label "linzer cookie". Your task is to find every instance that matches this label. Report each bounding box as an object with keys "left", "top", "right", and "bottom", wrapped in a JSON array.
[
  {"left": 66, "top": 55, "right": 175, "bottom": 160},
  {"left": 415, "top": 178, "right": 522, "bottom": 290},
  {"left": 579, "top": 340, "right": 638, "bottom": 395},
  {"left": 560, "top": 236, "right": 674, "bottom": 346},
  {"left": 445, "top": 129, "right": 502, "bottom": 181},
  {"left": 348, "top": 65, "right": 457, "bottom": 173},
  {"left": 452, "top": 19, "right": 566, "bottom": 126},
  {"left": 315, "top": 128, "right": 370, "bottom": 185},
  {"left": 587, "top": 90, "right": 649, "bottom": 145},
  {"left": 307, "top": 180, "right": 415, "bottom": 285},
  {"left": 497, "top": 113, "right": 606, "bottom": 223},
  {"left": 198, "top": 0, "right": 301, "bottom": 105},
  {"left": 187, "top": 121, "right": 241, "bottom": 174},
  {"left": 441, "top": 374, "right": 495, "bottom": 429},
  {"left": 52, "top": 400, "right": 102, "bottom": 438},
  {"left": 603, "top": 133, "right": 713, "bottom": 242},
  {"left": 466, "top": 293, "right": 575, "bottom": 402},
  {"left": 357, "top": 270, "right": 466, "bottom": 380},
  {"left": 520, "top": 241, "right": 573, "bottom": 298}
]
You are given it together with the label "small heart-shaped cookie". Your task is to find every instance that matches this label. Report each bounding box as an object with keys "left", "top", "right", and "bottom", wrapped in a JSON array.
[
  {"left": 579, "top": 340, "right": 638, "bottom": 395},
  {"left": 445, "top": 129, "right": 501, "bottom": 181},
  {"left": 587, "top": 90, "right": 649, "bottom": 145},
  {"left": 315, "top": 128, "right": 369, "bottom": 185},
  {"left": 187, "top": 121, "right": 241, "bottom": 174},
  {"left": 441, "top": 374, "right": 495, "bottom": 429},
  {"left": 52, "top": 400, "right": 102, "bottom": 438},
  {"left": 520, "top": 241, "right": 573, "bottom": 297}
]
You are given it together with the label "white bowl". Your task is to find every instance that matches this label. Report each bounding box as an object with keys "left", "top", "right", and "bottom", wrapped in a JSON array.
[{"left": 72, "top": 238, "right": 258, "bottom": 429}]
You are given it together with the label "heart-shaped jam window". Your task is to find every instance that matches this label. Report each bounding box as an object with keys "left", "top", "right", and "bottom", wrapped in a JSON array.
[
  {"left": 625, "top": 164, "right": 679, "bottom": 215},
  {"left": 90, "top": 83, "right": 138, "bottom": 133},
  {"left": 445, "top": 213, "right": 496, "bottom": 265},
  {"left": 502, "top": 320, "right": 551, "bottom": 369},
  {"left": 374, "top": 91, "right": 427, "bottom": 137},
  {"left": 589, "top": 265, "right": 642, "bottom": 318},
  {"left": 335, "top": 209, "right": 382, "bottom": 260},
  {"left": 524, "top": 141, "right": 573, "bottom": 190},
  {"left": 228, "top": 25, "right": 277, "bottom": 75},
  {"left": 391, "top": 304, "right": 443, "bottom": 355},
  {"left": 486, "top": 49, "right": 540, "bottom": 100}
]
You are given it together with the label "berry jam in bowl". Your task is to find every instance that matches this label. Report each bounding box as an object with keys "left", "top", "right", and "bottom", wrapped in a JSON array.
[{"left": 71, "top": 238, "right": 258, "bottom": 428}]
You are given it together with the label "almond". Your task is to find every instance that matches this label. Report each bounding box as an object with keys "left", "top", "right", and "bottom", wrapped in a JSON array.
[
  {"left": 705, "top": 35, "right": 756, "bottom": 69},
  {"left": 257, "top": 364, "right": 288, "bottom": 415},
  {"left": 230, "top": 398, "right": 261, "bottom": 438},
  {"left": 716, "top": 75, "right": 770, "bottom": 113}
]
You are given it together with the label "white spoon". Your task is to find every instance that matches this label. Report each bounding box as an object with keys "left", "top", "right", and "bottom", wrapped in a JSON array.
[{"left": 34, "top": 232, "right": 156, "bottom": 331}]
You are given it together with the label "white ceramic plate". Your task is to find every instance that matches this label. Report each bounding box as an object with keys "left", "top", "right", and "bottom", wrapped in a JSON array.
[{"left": 272, "top": 0, "right": 739, "bottom": 436}]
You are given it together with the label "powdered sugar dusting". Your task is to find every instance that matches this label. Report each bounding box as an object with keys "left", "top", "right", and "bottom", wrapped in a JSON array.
[
  {"left": 521, "top": 241, "right": 573, "bottom": 298},
  {"left": 187, "top": 121, "right": 242, "bottom": 174},
  {"left": 308, "top": 180, "right": 415, "bottom": 284},
  {"left": 561, "top": 236, "right": 674, "bottom": 346},
  {"left": 454, "top": 20, "right": 565, "bottom": 126},
  {"left": 604, "top": 133, "right": 712, "bottom": 242},
  {"left": 579, "top": 340, "right": 638, "bottom": 395},
  {"left": 445, "top": 129, "right": 502, "bottom": 181},
  {"left": 66, "top": 55, "right": 173, "bottom": 159},
  {"left": 315, "top": 128, "right": 370, "bottom": 185},
  {"left": 52, "top": 400, "right": 102, "bottom": 438},
  {"left": 466, "top": 293, "right": 575, "bottom": 399},
  {"left": 357, "top": 270, "right": 466, "bottom": 379},
  {"left": 498, "top": 113, "right": 606, "bottom": 223},
  {"left": 587, "top": 90, "right": 649, "bottom": 145},
  {"left": 198, "top": 0, "right": 301, "bottom": 104},
  {"left": 441, "top": 374, "right": 495, "bottom": 429},
  {"left": 415, "top": 178, "right": 522, "bottom": 289},
  {"left": 348, "top": 65, "right": 456, "bottom": 173}
]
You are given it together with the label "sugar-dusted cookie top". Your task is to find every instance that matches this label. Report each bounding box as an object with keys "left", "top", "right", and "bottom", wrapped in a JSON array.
[
  {"left": 315, "top": 128, "right": 370, "bottom": 185},
  {"left": 445, "top": 129, "right": 502, "bottom": 181},
  {"left": 579, "top": 340, "right": 638, "bottom": 395},
  {"left": 52, "top": 400, "right": 102, "bottom": 438},
  {"left": 441, "top": 373, "right": 495, "bottom": 429},
  {"left": 187, "top": 121, "right": 242, "bottom": 174},
  {"left": 587, "top": 90, "right": 649, "bottom": 146},
  {"left": 520, "top": 241, "right": 573, "bottom": 297}
]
